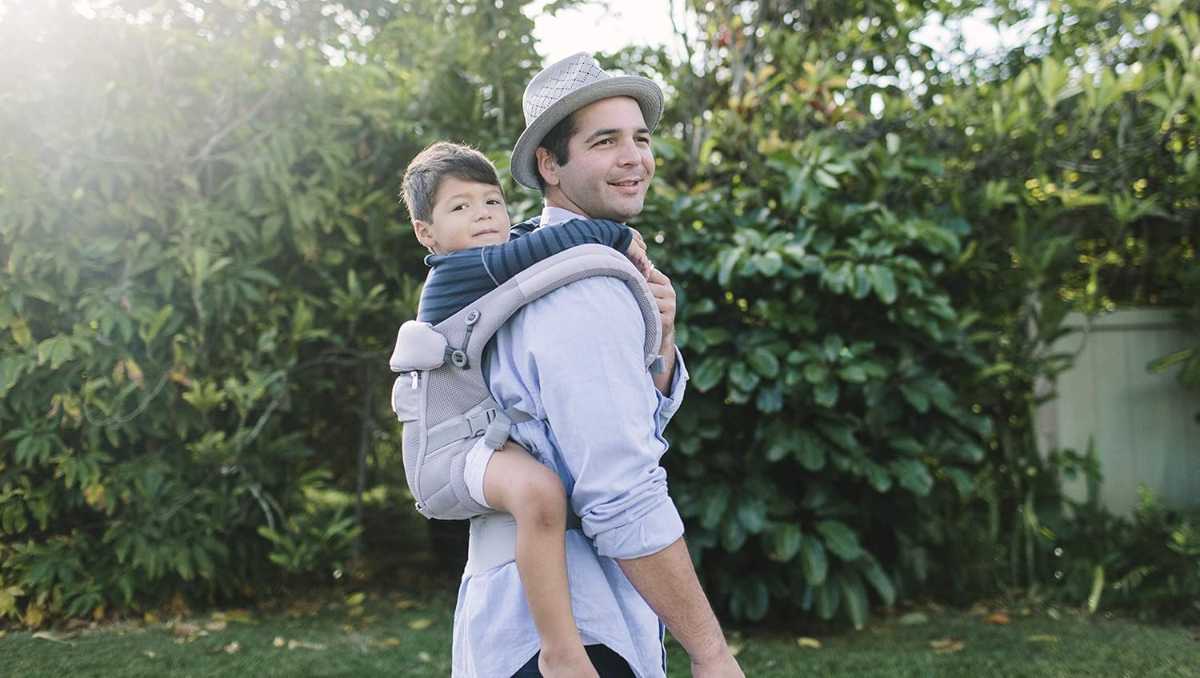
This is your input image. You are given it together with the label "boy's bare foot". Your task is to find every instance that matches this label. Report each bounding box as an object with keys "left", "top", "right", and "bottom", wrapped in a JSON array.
[{"left": 537, "top": 646, "right": 600, "bottom": 678}]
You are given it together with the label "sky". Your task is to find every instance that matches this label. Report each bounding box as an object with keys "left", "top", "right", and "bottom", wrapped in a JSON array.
[
  {"left": 529, "top": 0, "right": 686, "bottom": 64},
  {"left": 530, "top": 0, "right": 1020, "bottom": 67}
]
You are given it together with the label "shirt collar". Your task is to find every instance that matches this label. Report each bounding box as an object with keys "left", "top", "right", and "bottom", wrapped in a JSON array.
[{"left": 539, "top": 205, "right": 588, "bottom": 227}]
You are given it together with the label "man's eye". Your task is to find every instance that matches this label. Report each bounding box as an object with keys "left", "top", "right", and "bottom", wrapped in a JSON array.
[{"left": 594, "top": 138, "right": 614, "bottom": 147}]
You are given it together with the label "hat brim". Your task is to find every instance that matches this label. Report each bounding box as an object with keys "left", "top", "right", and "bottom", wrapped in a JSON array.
[{"left": 510, "top": 76, "right": 663, "bottom": 190}]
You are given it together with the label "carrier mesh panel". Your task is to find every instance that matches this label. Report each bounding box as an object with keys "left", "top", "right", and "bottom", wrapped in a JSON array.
[
  {"left": 424, "top": 367, "right": 489, "bottom": 425},
  {"left": 402, "top": 424, "right": 421, "bottom": 497}
]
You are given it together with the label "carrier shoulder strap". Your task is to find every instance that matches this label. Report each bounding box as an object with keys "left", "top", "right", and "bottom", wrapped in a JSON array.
[{"left": 434, "top": 244, "right": 663, "bottom": 374}]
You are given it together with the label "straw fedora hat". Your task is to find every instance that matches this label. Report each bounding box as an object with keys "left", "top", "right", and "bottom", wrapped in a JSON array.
[{"left": 510, "top": 52, "right": 663, "bottom": 190}]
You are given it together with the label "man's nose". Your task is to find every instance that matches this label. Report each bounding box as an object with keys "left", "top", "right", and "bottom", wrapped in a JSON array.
[{"left": 615, "top": 137, "right": 640, "bottom": 165}]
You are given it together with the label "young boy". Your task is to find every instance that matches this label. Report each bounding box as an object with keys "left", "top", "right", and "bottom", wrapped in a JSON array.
[{"left": 398, "top": 141, "right": 653, "bottom": 678}]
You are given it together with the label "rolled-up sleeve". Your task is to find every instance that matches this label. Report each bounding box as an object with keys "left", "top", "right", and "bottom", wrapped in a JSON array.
[
  {"left": 526, "top": 278, "right": 685, "bottom": 560},
  {"left": 653, "top": 345, "right": 688, "bottom": 430}
]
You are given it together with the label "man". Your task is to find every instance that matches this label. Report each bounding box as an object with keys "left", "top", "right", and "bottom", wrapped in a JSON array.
[{"left": 452, "top": 52, "right": 744, "bottom": 678}]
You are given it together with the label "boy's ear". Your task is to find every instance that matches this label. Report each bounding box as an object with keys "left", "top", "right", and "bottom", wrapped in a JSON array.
[
  {"left": 535, "top": 147, "right": 560, "bottom": 187},
  {"left": 412, "top": 219, "right": 437, "bottom": 251}
]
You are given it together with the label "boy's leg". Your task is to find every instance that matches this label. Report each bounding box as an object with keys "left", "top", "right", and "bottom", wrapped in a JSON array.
[{"left": 479, "top": 441, "right": 599, "bottom": 678}]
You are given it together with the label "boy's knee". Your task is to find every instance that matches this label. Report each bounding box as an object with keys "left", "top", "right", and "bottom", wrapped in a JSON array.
[{"left": 514, "top": 469, "right": 566, "bottom": 529}]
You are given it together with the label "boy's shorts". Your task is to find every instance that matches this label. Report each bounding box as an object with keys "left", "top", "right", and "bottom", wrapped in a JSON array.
[{"left": 463, "top": 437, "right": 496, "bottom": 511}]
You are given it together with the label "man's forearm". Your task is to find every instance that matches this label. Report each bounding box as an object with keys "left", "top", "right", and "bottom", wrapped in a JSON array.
[{"left": 617, "top": 536, "right": 729, "bottom": 663}]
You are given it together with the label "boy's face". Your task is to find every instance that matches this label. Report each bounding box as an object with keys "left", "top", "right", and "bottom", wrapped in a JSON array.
[{"left": 413, "top": 177, "right": 511, "bottom": 254}]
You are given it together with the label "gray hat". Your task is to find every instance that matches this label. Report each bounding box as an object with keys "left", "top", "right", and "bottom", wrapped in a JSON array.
[{"left": 510, "top": 52, "right": 663, "bottom": 189}]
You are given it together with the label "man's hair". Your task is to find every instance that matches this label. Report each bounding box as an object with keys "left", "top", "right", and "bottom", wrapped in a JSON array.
[
  {"left": 534, "top": 112, "right": 576, "bottom": 192},
  {"left": 401, "top": 142, "right": 501, "bottom": 223}
]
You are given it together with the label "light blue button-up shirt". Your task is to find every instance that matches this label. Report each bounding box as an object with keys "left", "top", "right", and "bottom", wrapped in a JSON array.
[{"left": 451, "top": 206, "right": 689, "bottom": 678}]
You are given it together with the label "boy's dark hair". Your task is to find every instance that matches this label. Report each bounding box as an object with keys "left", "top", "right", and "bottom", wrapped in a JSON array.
[
  {"left": 401, "top": 142, "right": 501, "bottom": 223},
  {"left": 534, "top": 112, "right": 576, "bottom": 192}
]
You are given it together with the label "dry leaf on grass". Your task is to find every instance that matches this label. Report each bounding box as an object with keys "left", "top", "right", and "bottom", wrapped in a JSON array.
[
  {"left": 417, "top": 651, "right": 432, "bottom": 663},
  {"left": 898, "top": 612, "right": 929, "bottom": 625},
  {"left": 1027, "top": 634, "right": 1058, "bottom": 643},
  {"left": 223, "top": 641, "right": 241, "bottom": 654},
  {"left": 393, "top": 599, "right": 417, "bottom": 610},
  {"left": 32, "top": 631, "right": 76, "bottom": 644},
  {"left": 287, "top": 639, "right": 327, "bottom": 651},
  {"left": 381, "top": 637, "right": 401, "bottom": 647},
  {"left": 796, "top": 637, "right": 822, "bottom": 649},
  {"left": 984, "top": 611, "right": 1011, "bottom": 625},
  {"left": 407, "top": 618, "right": 433, "bottom": 631},
  {"left": 171, "top": 622, "right": 202, "bottom": 638},
  {"left": 143, "top": 650, "right": 157, "bottom": 659},
  {"left": 0, "top": 630, "right": 7, "bottom": 640},
  {"left": 205, "top": 620, "right": 227, "bottom": 632},
  {"left": 273, "top": 636, "right": 286, "bottom": 648},
  {"left": 930, "top": 638, "right": 966, "bottom": 654},
  {"left": 345, "top": 592, "right": 366, "bottom": 607}
]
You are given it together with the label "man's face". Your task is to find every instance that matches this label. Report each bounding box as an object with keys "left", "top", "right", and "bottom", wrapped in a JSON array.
[
  {"left": 413, "top": 177, "right": 511, "bottom": 254},
  {"left": 541, "top": 96, "right": 655, "bottom": 221}
]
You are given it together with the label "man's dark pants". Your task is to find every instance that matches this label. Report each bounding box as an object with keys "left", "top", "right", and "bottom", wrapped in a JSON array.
[{"left": 512, "top": 644, "right": 636, "bottom": 677}]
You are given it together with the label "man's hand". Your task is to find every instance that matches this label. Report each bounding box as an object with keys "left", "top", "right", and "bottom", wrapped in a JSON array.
[
  {"left": 645, "top": 266, "right": 676, "bottom": 350},
  {"left": 625, "top": 229, "right": 652, "bottom": 276}
]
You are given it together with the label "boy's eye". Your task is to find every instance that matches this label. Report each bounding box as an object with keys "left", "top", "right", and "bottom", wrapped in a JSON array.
[{"left": 450, "top": 204, "right": 467, "bottom": 212}]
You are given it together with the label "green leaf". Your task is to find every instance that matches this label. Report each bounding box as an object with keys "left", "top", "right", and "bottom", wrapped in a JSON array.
[
  {"left": 768, "top": 524, "right": 802, "bottom": 562},
  {"left": 817, "top": 520, "right": 864, "bottom": 561},
  {"left": 736, "top": 497, "right": 767, "bottom": 534},
  {"left": 839, "top": 571, "right": 869, "bottom": 630},
  {"left": 813, "top": 581, "right": 840, "bottom": 620},
  {"left": 890, "top": 458, "right": 934, "bottom": 496},
  {"left": 804, "top": 363, "right": 829, "bottom": 384},
  {"left": 942, "top": 467, "right": 975, "bottom": 496},
  {"left": 800, "top": 534, "right": 828, "bottom": 586},
  {"left": 728, "top": 361, "right": 760, "bottom": 392},
  {"left": 691, "top": 359, "right": 725, "bottom": 392},
  {"left": 795, "top": 431, "right": 827, "bottom": 471},
  {"left": 747, "top": 348, "right": 780, "bottom": 378},
  {"left": 899, "top": 384, "right": 929, "bottom": 413},
  {"left": 859, "top": 557, "right": 897, "bottom": 606},
  {"left": 837, "top": 365, "right": 867, "bottom": 383},
  {"left": 869, "top": 265, "right": 898, "bottom": 304},
  {"left": 755, "top": 251, "right": 783, "bottom": 276},
  {"left": 717, "top": 247, "right": 743, "bottom": 287},
  {"left": 813, "top": 381, "right": 839, "bottom": 408}
]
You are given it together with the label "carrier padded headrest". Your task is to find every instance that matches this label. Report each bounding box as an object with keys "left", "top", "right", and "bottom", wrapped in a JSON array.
[{"left": 389, "top": 320, "right": 449, "bottom": 371}]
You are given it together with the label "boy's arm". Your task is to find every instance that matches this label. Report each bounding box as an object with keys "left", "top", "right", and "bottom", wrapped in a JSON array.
[{"left": 481, "top": 218, "right": 633, "bottom": 286}]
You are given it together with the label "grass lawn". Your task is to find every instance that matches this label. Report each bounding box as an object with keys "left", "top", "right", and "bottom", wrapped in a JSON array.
[{"left": 3, "top": 589, "right": 1197, "bottom": 677}]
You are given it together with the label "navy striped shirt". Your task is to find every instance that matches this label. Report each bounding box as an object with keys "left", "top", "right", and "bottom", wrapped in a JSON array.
[{"left": 416, "top": 218, "right": 633, "bottom": 325}]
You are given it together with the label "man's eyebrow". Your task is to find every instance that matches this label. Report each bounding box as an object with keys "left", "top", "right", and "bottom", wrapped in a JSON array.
[{"left": 583, "top": 127, "right": 652, "bottom": 143}]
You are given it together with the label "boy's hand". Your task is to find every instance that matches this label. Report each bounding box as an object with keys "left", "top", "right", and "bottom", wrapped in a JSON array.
[
  {"left": 626, "top": 228, "right": 652, "bottom": 277},
  {"left": 646, "top": 266, "right": 676, "bottom": 348}
]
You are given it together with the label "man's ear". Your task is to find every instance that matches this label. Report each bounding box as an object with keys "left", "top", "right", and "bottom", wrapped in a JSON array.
[
  {"left": 412, "top": 219, "right": 437, "bottom": 252},
  {"left": 535, "top": 147, "right": 560, "bottom": 187}
]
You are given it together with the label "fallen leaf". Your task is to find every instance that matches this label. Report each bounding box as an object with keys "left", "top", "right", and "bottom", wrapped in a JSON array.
[
  {"left": 1027, "top": 634, "right": 1058, "bottom": 643},
  {"left": 143, "top": 612, "right": 160, "bottom": 625},
  {"left": 1046, "top": 608, "right": 1062, "bottom": 621},
  {"left": 32, "top": 630, "right": 76, "bottom": 644},
  {"left": 930, "top": 638, "right": 965, "bottom": 654},
  {"left": 273, "top": 636, "right": 286, "bottom": 648},
  {"left": 172, "top": 622, "right": 201, "bottom": 638},
  {"left": 898, "top": 612, "right": 929, "bottom": 625},
  {"left": 348, "top": 606, "right": 364, "bottom": 618},
  {"left": 984, "top": 611, "right": 1011, "bottom": 625},
  {"left": 408, "top": 618, "right": 432, "bottom": 631},
  {"left": 796, "top": 637, "right": 822, "bottom": 649},
  {"left": 0, "top": 631, "right": 7, "bottom": 640},
  {"left": 967, "top": 603, "right": 989, "bottom": 616},
  {"left": 143, "top": 650, "right": 157, "bottom": 659},
  {"left": 393, "top": 599, "right": 417, "bottom": 610},
  {"left": 382, "top": 637, "right": 401, "bottom": 647},
  {"left": 417, "top": 651, "right": 432, "bottom": 663},
  {"left": 345, "top": 592, "right": 366, "bottom": 607},
  {"left": 287, "top": 639, "right": 327, "bottom": 651},
  {"left": 223, "top": 609, "right": 253, "bottom": 623},
  {"left": 223, "top": 641, "right": 241, "bottom": 654}
]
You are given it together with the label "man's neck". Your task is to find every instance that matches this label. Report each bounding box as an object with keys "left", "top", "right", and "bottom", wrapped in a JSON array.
[{"left": 538, "top": 204, "right": 589, "bottom": 227}]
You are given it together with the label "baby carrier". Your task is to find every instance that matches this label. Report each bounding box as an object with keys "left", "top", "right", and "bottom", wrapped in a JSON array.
[{"left": 388, "top": 244, "right": 663, "bottom": 521}]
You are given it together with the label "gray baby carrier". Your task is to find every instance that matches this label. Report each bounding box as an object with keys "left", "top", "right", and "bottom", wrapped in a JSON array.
[{"left": 388, "top": 244, "right": 663, "bottom": 521}]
